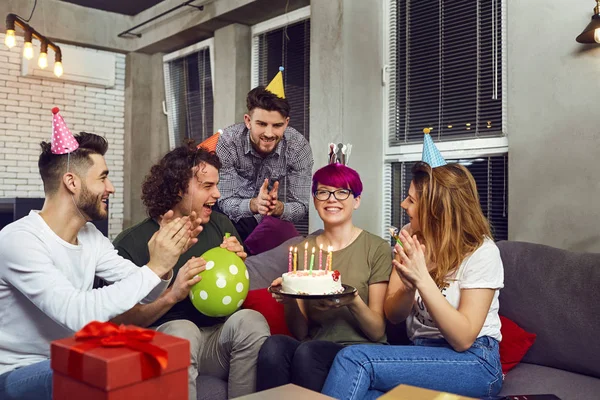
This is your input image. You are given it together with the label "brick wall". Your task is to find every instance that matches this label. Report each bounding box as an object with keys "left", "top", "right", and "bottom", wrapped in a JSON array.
[{"left": 0, "top": 34, "right": 126, "bottom": 239}]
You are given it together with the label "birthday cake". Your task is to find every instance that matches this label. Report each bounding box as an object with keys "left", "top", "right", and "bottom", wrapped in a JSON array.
[{"left": 281, "top": 270, "right": 344, "bottom": 295}]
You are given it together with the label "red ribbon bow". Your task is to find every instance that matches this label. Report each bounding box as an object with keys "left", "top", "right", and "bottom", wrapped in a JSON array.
[{"left": 69, "top": 321, "right": 168, "bottom": 381}]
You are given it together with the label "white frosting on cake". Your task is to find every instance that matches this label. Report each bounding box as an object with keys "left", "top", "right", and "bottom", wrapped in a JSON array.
[{"left": 281, "top": 270, "right": 343, "bottom": 295}]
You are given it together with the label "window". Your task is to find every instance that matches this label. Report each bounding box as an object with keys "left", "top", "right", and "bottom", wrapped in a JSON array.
[
  {"left": 251, "top": 6, "right": 311, "bottom": 234},
  {"left": 390, "top": 155, "right": 508, "bottom": 241},
  {"left": 382, "top": 0, "right": 508, "bottom": 240},
  {"left": 163, "top": 39, "right": 214, "bottom": 149}
]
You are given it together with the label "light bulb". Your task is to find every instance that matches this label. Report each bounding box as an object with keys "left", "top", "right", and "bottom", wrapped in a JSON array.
[
  {"left": 594, "top": 28, "right": 600, "bottom": 44},
  {"left": 5, "top": 29, "right": 16, "bottom": 48},
  {"left": 54, "top": 61, "right": 63, "bottom": 77},
  {"left": 23, "top": 42, "right": 34, "bottom": 60},
  {"left": 38, "top": 52, "right": 48, "bottom": 69}
]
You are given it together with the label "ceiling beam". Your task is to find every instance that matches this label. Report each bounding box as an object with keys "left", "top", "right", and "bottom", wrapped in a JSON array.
[
  {"left": 1, "top": 0, "right": 309, "bottom": 55},
  {"left": 129, "top": 0, "right": 255, "bottom": 53}
]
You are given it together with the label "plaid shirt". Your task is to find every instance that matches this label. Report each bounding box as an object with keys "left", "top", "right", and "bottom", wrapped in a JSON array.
[{"left": 216, "top": 123, "right": 313, "bottom": 223}]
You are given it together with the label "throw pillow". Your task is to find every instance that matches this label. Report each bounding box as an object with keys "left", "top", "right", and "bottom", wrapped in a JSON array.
[
  {"left": 245, "top": 216, "right": 300, "bottom": 255},
  {"left": 242, "top": 288, "right": 292, "bottom": 336},
  {"left": 499, "top": 315, "right": 537, "bottom": 374}
]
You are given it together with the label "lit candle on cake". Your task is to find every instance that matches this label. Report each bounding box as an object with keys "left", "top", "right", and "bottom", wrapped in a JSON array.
[
  {"left": 318, "top": 244, "right": 323, "bottom": 270},
  {"left": 303, "top": 242, "right": 308, "bottom": 271},
  {"left": 327, "top": 245, "right": 333, "bottom": 271},
  {"left": 293, "top": 247, "right": 298, "bottom": 272},
  {"left": 288, "top": 246, "right": 293, "bottom": 273},
  {"left": 309, "top": 247, "right": 315, "bottom": 274}
]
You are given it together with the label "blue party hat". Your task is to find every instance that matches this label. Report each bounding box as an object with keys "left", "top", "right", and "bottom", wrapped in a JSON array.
[{"left": 421, "top": 128, "right": 446, "bottom": 168}]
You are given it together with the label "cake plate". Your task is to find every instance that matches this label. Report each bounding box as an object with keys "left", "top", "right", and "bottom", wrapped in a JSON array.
[{"left": 268, "top": 284, "right": 357, "bottom": 300}]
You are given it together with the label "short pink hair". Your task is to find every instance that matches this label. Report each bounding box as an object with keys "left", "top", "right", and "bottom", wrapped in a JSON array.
[{"left": 312, "top": 163, "right": 363, "bottom": 197}]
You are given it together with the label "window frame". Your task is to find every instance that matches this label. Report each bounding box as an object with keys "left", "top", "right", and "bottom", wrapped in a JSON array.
[
  {"left": 163, "top": 38, "right": 215, "bottom": 150},
  {"left": 381, "top": 0, "right": 509, "bottom": 239},
  {"left": 250, "top": 5, "right": 311, "bottom": 90}
]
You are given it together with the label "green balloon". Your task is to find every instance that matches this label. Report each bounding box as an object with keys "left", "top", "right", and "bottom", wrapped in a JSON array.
[{"left": 189, "top": 247, "right": 249, "bottom": 317}]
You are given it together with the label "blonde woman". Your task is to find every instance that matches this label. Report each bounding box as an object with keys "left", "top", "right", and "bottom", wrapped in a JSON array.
[{"left": 322, "top": 162, "right": 504, "bottom": 399}]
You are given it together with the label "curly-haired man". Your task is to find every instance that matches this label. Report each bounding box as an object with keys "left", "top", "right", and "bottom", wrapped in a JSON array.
[{"left": 112, "top": 144, "right": 269, "bottom": 399}]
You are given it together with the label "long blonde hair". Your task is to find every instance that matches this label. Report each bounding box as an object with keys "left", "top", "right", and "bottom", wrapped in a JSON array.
[{"left": 411, "top": 162, "right": 492, "bottom": 287}]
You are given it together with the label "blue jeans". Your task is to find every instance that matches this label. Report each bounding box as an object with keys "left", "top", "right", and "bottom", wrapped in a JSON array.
[
  {"left": 321, "top": 336, "right": 502, "bottom": 400},
  {"left": 0, "top": 360, "right": 53, "bottom": 400}
]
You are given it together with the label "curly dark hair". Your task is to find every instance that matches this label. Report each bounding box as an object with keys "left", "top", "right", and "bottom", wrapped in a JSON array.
[
  {"left": 38, "top": 132, "right": 108, "bottom": 195},
  {"left": 247, "top": 86, "right": 290, "bottom": 118},
  {"left": 142, "top": 141, "right": 222, "bottom": 219}
]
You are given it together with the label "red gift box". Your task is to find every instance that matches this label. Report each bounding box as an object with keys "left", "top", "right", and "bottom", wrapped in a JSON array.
[{"left": 51, "top": 321, "right": 190, "bottom": 400}]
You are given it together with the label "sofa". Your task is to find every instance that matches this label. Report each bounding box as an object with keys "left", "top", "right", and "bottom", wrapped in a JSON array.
[
  {"left": 493, "top": 240, "right": 600, "bottom": 399},
  {"left": 198, "top": 238, "right": 600, "bottom": 400}
]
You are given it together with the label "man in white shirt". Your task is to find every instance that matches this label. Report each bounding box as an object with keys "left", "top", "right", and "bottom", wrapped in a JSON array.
[{"left": 0, "top": 114, "right": 202, "bottom": 400}]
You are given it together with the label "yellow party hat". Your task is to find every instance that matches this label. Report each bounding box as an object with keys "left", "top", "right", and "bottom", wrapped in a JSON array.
[{"left": 265, "top": 66, "right": 285, "bottom": 99}]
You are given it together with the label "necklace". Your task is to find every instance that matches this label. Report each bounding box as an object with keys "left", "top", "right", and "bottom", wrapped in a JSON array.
[{"left": 318, "top": 226, "right": 361, "bottom": 251}]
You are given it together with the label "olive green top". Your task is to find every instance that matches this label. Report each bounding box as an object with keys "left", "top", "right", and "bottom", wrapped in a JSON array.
[{"left": 296, "top": 230, "right": 392, "bottom": 345}]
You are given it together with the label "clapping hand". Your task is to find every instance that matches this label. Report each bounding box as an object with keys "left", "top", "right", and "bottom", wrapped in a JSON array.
[
  {"left": 147, "top": 215, "right": 192, "bottom": 277},
  {"left": 251, "top": 179, "right": 272, "bottom": 216},
  {"left": 392, "top": 229, "right": 429, "bottom": 290},
  {"left": 266, "top": 181, "right": 282, "bottom": 216},
  {"left": 160, "top": 210, "right": 204, "bottom": 253},
  {"left": 251, "top": 179, "right": 284, "bottom": 217}
]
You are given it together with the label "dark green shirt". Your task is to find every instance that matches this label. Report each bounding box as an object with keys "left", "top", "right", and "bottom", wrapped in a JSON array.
[{"left": 112, "top": 212, "right": 242, "bottom": 328}]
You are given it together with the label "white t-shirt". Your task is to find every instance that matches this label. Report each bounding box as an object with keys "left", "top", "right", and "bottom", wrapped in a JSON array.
[
  {"left": 0, "top": 211, "right": 170, "bottom": 375},
  {"left": 406, "top": 238, "right": 504, "bottom": 342}
]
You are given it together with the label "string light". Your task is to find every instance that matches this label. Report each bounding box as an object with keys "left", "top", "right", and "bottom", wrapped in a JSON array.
[
  {"left": 54, "top": 62, "right": 63, "bottom": 78},
  {"left": 23, "top": 29, "right": 33, "bottom": 60},
  {"left": 4, "top": 29, "right": 15, "bottom": 48},
  {"left": 38, "top": 40, "right": 48, "bottom": 69},
  {"left": 4, "top": 13, "right": 63, "bottom": 77}
]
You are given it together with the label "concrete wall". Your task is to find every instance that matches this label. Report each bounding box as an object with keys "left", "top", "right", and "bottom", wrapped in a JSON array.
[
  {"left": 309, "top": 0, "right": 384, "bottom": 235},
  {"left": 0, "top": 33, "right": 126, "bottom": 238},
  {"left": 213, "top": 23, "right": 251, "bottom": 130},
  {"left": 123, "top": 53, "right": 169, "bottom": 228},
  {"left": 507, "top": 1, "right": 600, "bottom": 252}
]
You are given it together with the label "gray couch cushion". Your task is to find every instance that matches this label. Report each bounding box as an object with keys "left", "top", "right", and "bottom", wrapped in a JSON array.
[
  {"left": 497, "top": 241, "right": 600, "bottom": 378},
  {"left": 245, "top": 235, "right": 305, "bottom": 290},
  {"left": 499, "top": 363, "right": 600, "bottom": 399}
]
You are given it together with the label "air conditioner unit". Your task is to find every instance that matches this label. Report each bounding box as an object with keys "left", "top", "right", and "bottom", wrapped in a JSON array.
[{"left": 22, "top": 43, "right": 116, "bottom": 88}]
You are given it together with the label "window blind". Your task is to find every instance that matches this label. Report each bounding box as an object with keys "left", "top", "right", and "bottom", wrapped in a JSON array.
[
  {"left": 390, "top": 154, "right": 508, "bottom": 241},
  {"left": 165, "top": 47, "right": 213, "bottom": 148},
  {"left": 253, "top": 18, "right": 311, "bottom": 234},
  {"left": 388, "top": 0, "right": 504, "bottom": 145}
]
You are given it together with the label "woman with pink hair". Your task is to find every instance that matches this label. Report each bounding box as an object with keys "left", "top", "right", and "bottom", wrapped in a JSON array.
[{"left": 256, "top": 163, "right": 392, "bottom": 392}]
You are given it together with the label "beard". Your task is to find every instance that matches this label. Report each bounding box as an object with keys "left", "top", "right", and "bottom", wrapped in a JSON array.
[
  {"left": 76, "top": 183, "right": 107, "bottom": 221},
  {"left": 249, "top": 132, "right": 281, "bottom": 156}
]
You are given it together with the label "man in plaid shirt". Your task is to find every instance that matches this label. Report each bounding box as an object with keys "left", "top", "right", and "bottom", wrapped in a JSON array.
[{"left": 216, "top": 86, "right": 313, "bottom": 241}]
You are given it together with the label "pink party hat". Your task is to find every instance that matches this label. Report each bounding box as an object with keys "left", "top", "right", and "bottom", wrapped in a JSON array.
[{"left": 51, "top": 107, "right": 79, "bottom": 155}]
